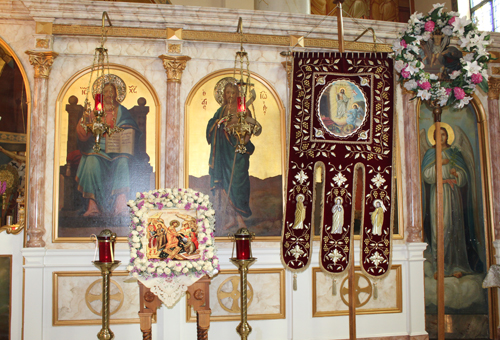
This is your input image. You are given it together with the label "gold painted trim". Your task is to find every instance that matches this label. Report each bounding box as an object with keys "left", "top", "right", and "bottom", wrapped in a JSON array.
[
  {"left": 51, "top": 24, "right": 391, "bottom": 52},
  {"left": 183, "top": 68, "right": 286, "bottom": 242},
  {"left": 0, "top": 256, "right": 12, "bottom": 340},
  {"left": 52, "top": 63, "right": 161, "bottom": 243},
  {"left": 0, "top": 38, "right": 32, "bottom": 248},
  {"left": 185, "top": 268, "right": 286, "bottom": 322},
  {"left": 312, "top": 265, "right": 402, "bottom": 317},
  {"left": 52, "top": 270, "right": 142, "bottom": 326}
]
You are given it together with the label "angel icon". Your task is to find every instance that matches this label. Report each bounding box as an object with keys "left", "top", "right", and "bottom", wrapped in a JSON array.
[{"left": 420, "top": 122, "right": 481, "bottom": 278}]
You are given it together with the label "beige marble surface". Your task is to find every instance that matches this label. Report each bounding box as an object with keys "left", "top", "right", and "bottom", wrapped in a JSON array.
[
  {"left": 315, "top": 266, "right": 400, "bottom": 314},
  {"left": 202, "top": 270, "right": 283, "bottom": 318},
  {"left": 56, "top": 272, "right": 139, "bottom": 322}
]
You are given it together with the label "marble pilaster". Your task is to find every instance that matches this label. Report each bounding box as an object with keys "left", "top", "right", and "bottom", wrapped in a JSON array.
[
  {"left": 488, "top": 77, "right": 500, "bottom": 239},
  {"left": 402, "top": 93, "right": 423, "bottom": 242},
  {"left": 159, "top": 55, "right": 191, "bottom": 187},
  {"left": 25, "top": 50, "right": 58, "bottom": 247}
]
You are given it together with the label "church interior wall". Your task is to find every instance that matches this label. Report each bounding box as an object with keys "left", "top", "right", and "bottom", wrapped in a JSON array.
[{"left": 0, "top": 0, "right": 498, "bottom": 339}]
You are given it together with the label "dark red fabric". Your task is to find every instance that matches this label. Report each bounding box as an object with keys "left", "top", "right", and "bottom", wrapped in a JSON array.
[{"left": 281, "top": 52, "right": 394, "bottom": 278}]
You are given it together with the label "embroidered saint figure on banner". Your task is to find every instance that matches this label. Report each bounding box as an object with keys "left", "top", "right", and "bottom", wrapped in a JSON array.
[{"left": 281, "top": 52, "right": 395, "bottom": 282}]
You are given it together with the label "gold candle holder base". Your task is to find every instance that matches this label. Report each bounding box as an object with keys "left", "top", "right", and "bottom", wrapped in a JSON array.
[
  {"left": 93, "top": 261, "right": 120, "bottom": 340},
  {"left": 230, "top": 258, "right": 256, "bottom": 340}
]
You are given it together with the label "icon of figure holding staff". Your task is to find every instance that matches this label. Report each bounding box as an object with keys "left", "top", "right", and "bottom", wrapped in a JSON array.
[
  {"left": 206, "top": 77, "right": 261, "bottom": 231},
  {"left": 420, "top": 122, "right": 483, "bottom": 278}
]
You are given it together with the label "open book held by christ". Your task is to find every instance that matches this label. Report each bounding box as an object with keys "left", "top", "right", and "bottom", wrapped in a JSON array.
[{"left": 105, "top": 129, "right": 135, "bottom": 155}]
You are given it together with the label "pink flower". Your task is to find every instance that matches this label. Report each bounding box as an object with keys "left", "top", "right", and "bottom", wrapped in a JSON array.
[
  {"left": 453, "top": 87, "right": 466, "bottom": 100},
  {"left": 448, "top": 16, "right": 456, "bottom": 25},
  {"left": 424, "top": 21, "right": 435, "bottom": 32},
  {"left": 418, "top": 81, "right": 431, "bottom": 90},
  {"left": 401, "top": 68, "right": 410, "bottom": 79},
  {"left": 400, "top": 39, "right": 407, "bottom": 48},
  {"left": 445, "top": 88, "right": 452, "bottom": 95},
  {"left": 471, "top": 73, "right": 483, "bottom": 84}
]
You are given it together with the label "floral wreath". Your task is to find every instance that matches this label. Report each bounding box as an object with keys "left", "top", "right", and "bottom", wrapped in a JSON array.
[
  {"left": 127, "top": 188, "right": 219, "bottom": 281},
  {"left": 392, "top": 3, "right": 492, "bottom": 108}
]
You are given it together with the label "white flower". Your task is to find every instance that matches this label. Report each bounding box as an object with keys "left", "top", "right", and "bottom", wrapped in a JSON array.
[
  {"left": 452, "top": 16, "right": 471, "bottom": 36},
  {"left": 429, "top": 74, "right": 438, "bottom": 80},
  {"left": 174, "top": 266, "right": 182, "bottom": 272},
  {"left": 442, "top": 26, "right": 453, "bottom": 36},
  {"left": 166, "top": 202, "right": 173, "bottom": 207},
  {"left": 464, "top": 61, "right": 482, "bottom": 76},
  {"left": 404, "top": 79, "right": 418, "bottom": 90},
  {"left": 463, "top": 53, "right": 474, "bottom": 62},
  {"left": 406, "top": 62, "right": 420, "bottom": 75},
  {"left": 160, "top": 261, "right": 167, "bottom": 268},
  {"left": 409, "top": 12, "right": 423, "bottom": 26},
  {"left": 430, "top": 3, "right": 444, "bottom": 13},
  {"left": 392, "top": 40, "right": 404, "bottom": 54},
  {"left": 147, "top": 267, "right": 155, "bottom": 273},
  {"left": 132, "top": 272, "right": 139, "bottom": 278},
  {"left": 132, "top": 236, "right": 140, "bottom": 243},
  {"left": 421, "top": 31, "right": 431, "bottom": 42},
  {"left": 156, "top": 267, "right": 164, "bottom": 274},
  {"left": 403, "top": 52, "right": 415, "bottom": 61},
  {"left": 394, "top": 60, "right": 405, "bottom": 73},
  {"left": 456, "top": 96, "right": 472, "bottom": 108},
  {"left": 206, "top": 251, "right": 214, "bottom": 258},
  {"left": 164, "top": 268, "right": 171, "bottom": 274},
  {"left": 182, "top": 268, "right": 189, "bottom": 273},
  {"left": 417, "top": 89, "right": 431, "bottom": 100},
  {"left": 213, "top": 259, "right": 219, "bottom": 265},
  {"left": 167, "top": 261, "right": 174, "bottom": 268},
  {"left": 187, "top": 262, "right": 193, "bottom": 269},
  {"left": 449, "top": 70, "right": 461, "bottom": 79},
  {"left": 127, "top": 265, "right": 134, "bottom": 271}
]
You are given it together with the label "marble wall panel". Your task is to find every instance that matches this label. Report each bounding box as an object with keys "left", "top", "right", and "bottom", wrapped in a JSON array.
[
  {"left": 187, "top": 268, "right": 285, "bottom": 321},
  {"left": 53, "top": 270, "right": 140, "bottom": 325},
  {"left": 313, "top": 265, "right": 402, "bottom": 316}
]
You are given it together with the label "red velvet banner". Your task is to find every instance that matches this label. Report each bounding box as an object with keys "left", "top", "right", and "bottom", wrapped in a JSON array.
[{"left": 281, "top": 52, "right": 394, "bottom": 279}]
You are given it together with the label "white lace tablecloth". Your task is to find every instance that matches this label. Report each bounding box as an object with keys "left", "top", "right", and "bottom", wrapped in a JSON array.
[{"left": 138, "top": 275, "right": 202, "bottom": 307}]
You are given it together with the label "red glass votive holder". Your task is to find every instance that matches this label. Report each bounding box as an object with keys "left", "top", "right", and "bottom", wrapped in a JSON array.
[
  {"left": 234, "top": 227, "right": 253, "bottom": 260},
  {"left": 237, "top": 96, "right": 246, "bottom": 113},
  {"left": 94, "top": 93, "right": 103, "bottom": 112},
  {"left": 96, "top": 229, "right": 116, "bottom": 262}
]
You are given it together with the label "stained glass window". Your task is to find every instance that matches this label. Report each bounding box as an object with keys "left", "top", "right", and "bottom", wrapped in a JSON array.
[{"left": 470, "top": 0, "right": 500, "bottom": 32}]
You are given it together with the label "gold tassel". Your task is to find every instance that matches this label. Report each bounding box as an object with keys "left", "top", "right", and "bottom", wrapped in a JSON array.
[
  {"left": 293, "top": 273, "right": 297, "bottom": 291},
  {"left": 332, "top": 279, "right": 337, "bottom": 296},
  {"left": 373, "top": 282, "right": 378, "bottom": 300}
]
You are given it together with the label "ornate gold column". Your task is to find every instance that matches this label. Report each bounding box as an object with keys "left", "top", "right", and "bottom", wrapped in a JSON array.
[
  {"left": 488, "top": 77, "right": 500, "bottom": 239},
  {"left": 159, "top": 55, "right": 191, "bottom": 187},
  {"left": 25, "top": 50, "right": 58, "bottom": 247},
  {"left": 402, "top": 92, "right": 423, "bottom": 242}
]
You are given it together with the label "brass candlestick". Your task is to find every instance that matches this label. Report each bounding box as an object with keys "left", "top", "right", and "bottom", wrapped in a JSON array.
[
  {"left": 230, "top": 257, "right": 256, "bottom": 340},
  {"left": 93, "top": 261, "right": 120, "bottom": 340}
]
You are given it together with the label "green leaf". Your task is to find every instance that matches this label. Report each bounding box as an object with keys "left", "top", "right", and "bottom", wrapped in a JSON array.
[
  {"left": 403, "top": 36, "right": 416, "bottom": 44},
  {"left": 478, "top": 78, "right": 489, "bottom": 94}
]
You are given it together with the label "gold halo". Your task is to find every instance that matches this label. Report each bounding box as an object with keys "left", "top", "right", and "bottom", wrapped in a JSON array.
[
  {"left": 92, "top": 74, "right": 127, "bottom": 103},
  {"left": 214, "top": 76, "right": 238, "bottom": 106},
  {"left": 373, "top": 199, "right": 383, "bottom": 208},
  {"left": 334, "top": 196, "right": 343, "bottom": 204},
  {"left": 427, "top": 122, "right": 455, "bottom": 146},
  {"left": 296, "top": 194, "right": 305, "bottom": 202}
]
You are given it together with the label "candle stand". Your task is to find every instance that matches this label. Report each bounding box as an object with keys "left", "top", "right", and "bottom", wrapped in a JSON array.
[
  {"left": 230, "top": 257, "right": 256, "bottom": 340},
  {"left": 93, "top": 261, "right": 121, "bottom": 340}
]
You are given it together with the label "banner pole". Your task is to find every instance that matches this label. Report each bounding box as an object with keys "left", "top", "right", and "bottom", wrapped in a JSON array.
[
  {"left": 348, "top": 241, "right": 356, "bottom": 340},
  {"left": 432, "top": 103, "right": 445, "bottom": 340},
  {"left": 333, "top": 0, "right": 345, "bottom": 53}
]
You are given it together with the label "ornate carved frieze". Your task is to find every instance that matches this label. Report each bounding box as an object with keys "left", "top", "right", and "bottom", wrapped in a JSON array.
[
  {"left": 35, "top": 39, "right": 50, "bottom": 49},
  {"left": 159, "top": 55, "right": 191, "bottom": 83},
  {"left": 51, "top": 24, "right": 391, "bottom": 52},
  {"left": 168, "top": 43, "right": 182, "bottom": 54},
  {"left": 25, "top": 51, "right": 58, "bottom": 78},
  {"left": 488, "top": 77, "right": 500, "bottom": 100}
]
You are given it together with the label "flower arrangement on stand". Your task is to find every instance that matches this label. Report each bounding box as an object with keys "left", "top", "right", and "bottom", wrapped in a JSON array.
[
  {"left": 392, "top": 3, "right": 492, "bottom": 108},
  {"left": 127, "top": 188, "right": 219, "bottom": 282}
]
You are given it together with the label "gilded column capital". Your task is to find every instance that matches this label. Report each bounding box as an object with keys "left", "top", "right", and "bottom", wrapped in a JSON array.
[
  {"left": 25, "top": 50, "right": 58, "bottom": 78},
  {"left": 159, "top": 55, "right": 191, "bottom": 83},
  {"left": 488, "top": 77, "right": 500, "bottom": 100},
  {"left": 281, "top": 60, "right": 292, "bottom": 85}
]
